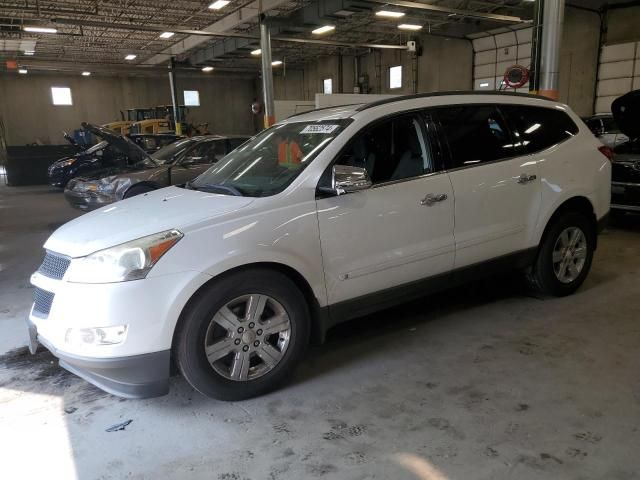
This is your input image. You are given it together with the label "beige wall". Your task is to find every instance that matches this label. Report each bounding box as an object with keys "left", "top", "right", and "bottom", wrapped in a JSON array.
[
  {"left": 0, "top": 72, "right": 256, "bottom": 145},
  {"left": 558, "top": 6, "right": 601, "bottom": 117},
  {"left": 273, "top": 35, "right": 473, "bottom": 101}
]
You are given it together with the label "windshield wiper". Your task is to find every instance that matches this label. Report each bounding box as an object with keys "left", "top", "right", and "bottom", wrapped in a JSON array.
[{"left": 187, "top": 182, "right": 243, "bottom": 196}]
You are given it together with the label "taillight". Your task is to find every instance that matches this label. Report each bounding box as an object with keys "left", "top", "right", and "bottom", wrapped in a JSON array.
[{"left": 598, "top": 145, "right": 614, "bottom": 161}]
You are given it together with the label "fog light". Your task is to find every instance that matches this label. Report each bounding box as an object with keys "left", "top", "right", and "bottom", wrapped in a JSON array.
[{"left": 65, "top": 325, "right": 127, "bottom": 346}]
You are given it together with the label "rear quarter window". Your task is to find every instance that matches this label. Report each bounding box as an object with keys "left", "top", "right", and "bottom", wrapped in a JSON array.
[{"left": 501, "top": 105, "right": 578, "bottom": 154}]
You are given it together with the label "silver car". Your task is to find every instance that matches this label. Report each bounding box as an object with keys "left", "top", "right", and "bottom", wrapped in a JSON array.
[{"left": 65, "top": 133, "right": 249, "bottom": 211}]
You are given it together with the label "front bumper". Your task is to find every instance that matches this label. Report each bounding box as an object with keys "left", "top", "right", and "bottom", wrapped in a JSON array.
[
  {"left": 64, "top": 189, "right": 114, "bottom": 211},
  {"left": 27, "top": 318, "right": 169, "bottom": 398}
]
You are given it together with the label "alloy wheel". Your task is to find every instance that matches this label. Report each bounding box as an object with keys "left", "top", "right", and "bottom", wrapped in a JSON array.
[{"left": 552, "top": 226, "right": 588, "bottom": 284}]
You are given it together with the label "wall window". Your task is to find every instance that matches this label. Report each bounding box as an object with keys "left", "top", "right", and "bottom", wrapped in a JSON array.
[
  {"left": 437, "top": 106, "right": 513, "bottom": 168},
  {"left": 389, "top": 65, "right": 402, "bottom": 89},
  {"left": 323, "top": 78, "right": 333, "bottom": 94},
  {"left": 183, "top": 90, "right": 200, "bottom": 106},
  {"left": 51, "top": 87, "right": 72, "bottom": 106}
]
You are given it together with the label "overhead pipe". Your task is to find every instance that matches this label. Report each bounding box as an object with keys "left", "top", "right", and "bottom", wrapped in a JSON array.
[
  {"left": 537, "top": 0, "right": 565, "bottom": 100},
  {"left": 168, "top": 57, "right": 182, "bottom": 135}
]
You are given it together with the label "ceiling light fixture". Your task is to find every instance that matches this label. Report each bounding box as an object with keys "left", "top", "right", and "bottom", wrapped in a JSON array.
[
  {"left": 376, "top": 10, "right": 405, "bottom": 18},
  {"left": 209, "top": 0, "right": 230, "bottom": 9},
  {"left": 251, "top": 49, "right": 262, "bottom": 55},
  {"left": 398, "top": 24, "right": 423, "bottom": 31},
  {"left": 24, "top": 50, "right": 35, "bottom": 56},
  {"left": 202, "top": 66, "right": 214, "bottom": 72},
  {"left": 82, "top": 71, "right": 91, "bottom": 76},
  {"left": 125, "top": 54, "right": 137, "bottom": 60},
  {"left": 311, "top": 25, "right": 335, "bottom": 35},
  {"left": 159, "top": 32, "right": 175, "bottom": 39},
  {"left": 23, "top": 26, "right": 57, "bottom": 34},
  {"left": 271, "top": 60, "right": 283, "bottom": 66},
  {"left": 19, "top": 69, "right": 27, "bottom": 74}
]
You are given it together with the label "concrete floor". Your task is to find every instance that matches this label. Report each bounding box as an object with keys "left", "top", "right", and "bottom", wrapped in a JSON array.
[{"left": 1, "top": 184, "right": 639, "bottom": 480}]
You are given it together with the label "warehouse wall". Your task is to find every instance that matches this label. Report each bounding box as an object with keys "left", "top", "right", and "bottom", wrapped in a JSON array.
[
  {"left": 273, "top": 35, "right": 473, "bottom": 101},
  {"left": 605, "top": 6, "right": 640, "bottom": 45},
  {"left": 0, "top": 73, "right": 256, "bottom": 145}
]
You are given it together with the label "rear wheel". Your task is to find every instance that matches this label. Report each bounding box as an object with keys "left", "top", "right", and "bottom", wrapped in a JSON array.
[
  {"left": 527, "top": 211, "right": 595, "bottom": 296},
  {"left": 123, "top": 184, "right": 156, "bottom": 198},
  {"left": 175, "top": 269, "right": 310, "bottom": 400}
]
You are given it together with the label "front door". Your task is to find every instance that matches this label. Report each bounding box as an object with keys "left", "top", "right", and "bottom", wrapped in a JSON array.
[
  {"left": 316, "top": 112, "right": 455, "bottom": 306},
  {"left": 170, "top": 140, "right": 220, "bottom": 185}
]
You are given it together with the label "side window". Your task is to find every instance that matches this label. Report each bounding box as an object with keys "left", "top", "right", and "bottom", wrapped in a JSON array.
[
  {"left": 501, "top": 105, "right": 579, "bottom": 154},
  {"left": 334, "top": 113, "right": 432, "bottom": 184},
  {"left": 227, "top": 138, "right": 247, "bottom": 151},
  {"left": 183, "top": 142, "right": 215, "bottom": 164},
  {"left": 211, "top": 140, "right": 227, "bottom": 162},
  {"left": 436, "top": 105, "right": 514, "bottom": 168}
]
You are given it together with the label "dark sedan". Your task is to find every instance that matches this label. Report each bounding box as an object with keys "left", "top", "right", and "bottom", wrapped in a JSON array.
[
  {"left": 610, "top": 90, "right": 640, "bottom": 215},
  {"left": 64, "top": 134, "right": 249, "bottom": 211}
]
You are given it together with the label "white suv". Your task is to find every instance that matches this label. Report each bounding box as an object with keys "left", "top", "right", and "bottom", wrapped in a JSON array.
[{"left": 27, "top": 93, "right": 611, "bottom": 400}]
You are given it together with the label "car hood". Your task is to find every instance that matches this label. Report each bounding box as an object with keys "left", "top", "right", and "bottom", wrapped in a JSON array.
[
  {"left": 74, "top": 164, "right": 157, "bottom": 182},
  {"left": 611, "top": 89, "right": 640, "bottom": 139},
  {"left": 44, "top": 186, "right": 254, "bottom": 257},
  {"left": 82, "top": 122, "right": 152, "bottom": 164}
]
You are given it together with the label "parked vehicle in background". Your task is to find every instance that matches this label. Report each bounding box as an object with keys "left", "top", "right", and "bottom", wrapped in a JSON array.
[
  {"left": 585, "top": 113, "right": 628, "bottom": 148},
  {"left": 610, "top": 90, "right": 640, "bottom": 215},
  {"left": 28, "top": 92, "right": 610, "bottom": 401},
  {"left": 48, "top": 123, "right": 148, "bottom": 188},
  {"left": 128, "top": 133, "right": 183, "bottom": 153},
  {"left": 64, "top": 134, "right": 249, "bottom": 210}
]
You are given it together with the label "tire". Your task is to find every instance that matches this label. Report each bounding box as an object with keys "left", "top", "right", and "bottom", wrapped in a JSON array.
[
  {"left": 527, "top": 211, "right": 596, "bottom": 297},
  {"left": 174, "top": 269, "right": 310, "bottom": 401},
  {"left": 123, "top": 184, "right": 156, "bottom": 198}
]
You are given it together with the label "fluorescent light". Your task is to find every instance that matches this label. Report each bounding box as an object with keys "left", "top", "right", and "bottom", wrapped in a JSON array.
[
  {"left": 398, "top": 24, "right": 423, "bottom": 31},
  {"left": 271, "top": 60, "right": 283, "bottom": 66},
  {"left": 159, "top": 32, "right": 175, "bottom": 39},
  {"left": 82, "top": 71, "right": 91, "bottom": 76},
  {"left": 312, "top": 25, "right": 335, "bottom": 35},
  {"left": 479, "top": 82, "right": 489, "bottom": 88},
  {"left": 125, "top": 54, "right": 137, "bottom": 60},
  {"left": 376, "top": 10, "right": 405, "bottom": 18},
  {"left": 208, "top": 0, "right": 230, "bottom": 9},
  {"left": 23, "top": 26, "right": 57, "bottom": 34},
  {"left": 251, "top": 49, "right": 262, "bottom": 55},
  {"left": 24, "top": 51, "right": 35, "bottom": 56},
  {"left": 202, "top": 66, "right": 214, "bottom": 72},
  {"left": 18, "top": 69, "right": 27, "bottom": 74}
]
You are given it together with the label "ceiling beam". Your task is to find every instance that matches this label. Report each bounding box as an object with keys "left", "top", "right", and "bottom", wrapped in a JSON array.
[{"left": 367, "top": 0, "right": 528, "bottom": 24}]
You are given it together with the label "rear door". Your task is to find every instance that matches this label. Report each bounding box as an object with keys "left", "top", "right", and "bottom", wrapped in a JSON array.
[{"left": 435, "top": 104, "right": 542, "bottom": 268}]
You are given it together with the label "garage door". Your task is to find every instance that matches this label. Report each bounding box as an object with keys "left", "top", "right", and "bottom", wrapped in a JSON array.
[
  {"left": 471, "top": 28, "right": 532, "bottom": 93},
  {"left": 595, "top": 42, "right": 640, "bottom": 114}
]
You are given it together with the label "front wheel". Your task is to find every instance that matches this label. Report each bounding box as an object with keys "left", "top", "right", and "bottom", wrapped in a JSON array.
[
  {"left": 527, "top": 211, "right": 596, "bottom": 297},
  {"left": 174, "top": 269, "right": 310, "bottom": 400}
]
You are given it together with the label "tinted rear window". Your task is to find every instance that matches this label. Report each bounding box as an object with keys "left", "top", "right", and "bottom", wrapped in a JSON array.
[
  {"left": 501, "top": 105, "right": 578, "bottom": 154},
  {"left": 436, "top": 105, "right": 515, "bottom": 168}
]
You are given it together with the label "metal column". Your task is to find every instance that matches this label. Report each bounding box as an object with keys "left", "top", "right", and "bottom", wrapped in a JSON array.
[
  {"left": 168, "top": 57, "right": 182, "bottom": 135},
  {"left": 530, "top": 0, "right": 565, "bottom": 100},
  {"left": 259, "top": 17, "right": 275, "bottom": 128}
]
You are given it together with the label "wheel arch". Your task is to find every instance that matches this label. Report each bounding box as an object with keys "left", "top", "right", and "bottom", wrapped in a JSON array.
[
  {"left": 171, "top": 262, "right": 328, "bottom": 353},
  {"left": 537, "top": 195, "right": 598, "bottom": 249}
]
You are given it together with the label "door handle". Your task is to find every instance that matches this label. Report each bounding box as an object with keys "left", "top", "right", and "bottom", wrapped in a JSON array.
[
  {"left": 420, "top": 193, "right": 448, "bottom": 206},
  {"left": 517, "top": 173, "right": 537, "bottom": 184}
]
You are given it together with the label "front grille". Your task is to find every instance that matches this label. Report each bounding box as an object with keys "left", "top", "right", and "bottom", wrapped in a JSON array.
[
  {"left": 33, "top": 288, "right": 55, "bottom": 317},
  {"left": 38, "top": 251, "right": 71, "bottom": 280}
]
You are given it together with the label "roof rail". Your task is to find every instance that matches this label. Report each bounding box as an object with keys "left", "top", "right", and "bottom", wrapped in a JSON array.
[
  {"left": 355, "top": 90, "right": 554, "bottom": 112},
  {"left": 286, "top": 103, "right": 362, "bottom": 119}
]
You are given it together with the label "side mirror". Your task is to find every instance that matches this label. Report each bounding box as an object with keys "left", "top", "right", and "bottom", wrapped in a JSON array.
[{"left": 332, "top": 164, "right": 372, "bottom": 195}]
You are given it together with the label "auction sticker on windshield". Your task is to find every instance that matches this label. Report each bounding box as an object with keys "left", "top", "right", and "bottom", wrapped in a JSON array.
[{"left": 300, "top": 124, "right": 340, "bottom": 134}]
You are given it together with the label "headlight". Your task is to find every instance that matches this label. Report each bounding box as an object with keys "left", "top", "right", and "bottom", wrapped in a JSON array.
[
  {"left": 66, "top": 229, "right": 183, "bottom": 283},
  {"left": 59, "top": 158, "right": 77, "bottom": 167}
]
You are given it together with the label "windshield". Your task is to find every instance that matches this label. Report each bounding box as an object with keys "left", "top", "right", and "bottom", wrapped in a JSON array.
[
  {"left": 148, "top": 138, "right": 196, "bottom": 165},
  {"left": 83, "top": 140, "right": 108, "bottom": 154},
  {"left": 190, "top": 120, "right": 350, "bottom": 197}
]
